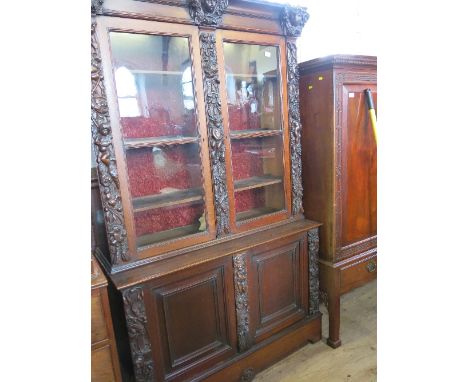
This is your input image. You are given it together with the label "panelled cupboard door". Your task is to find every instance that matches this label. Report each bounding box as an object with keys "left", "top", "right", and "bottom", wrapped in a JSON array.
[
  {"left": 95, "top": 17, "right": 216, "bottom": 263},
  {"left": 143, "top": 257, "right": 237, "bottom": 381},
  {"left": 340, "top": 83, "right": 377, "bottom": 248},
  {"left": 247, "top": 236, "right": 308, "bottom": 344},
  {"left": 215, "top": 30, "right": 292, "bottom": 233}
]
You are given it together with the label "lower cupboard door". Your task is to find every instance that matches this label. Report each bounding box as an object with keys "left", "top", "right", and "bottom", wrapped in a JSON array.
[
  {"left": 141, "top": 258, "right": 237, "bottom": 381},
  {"left": 247, "top": 236, "right": 308, "bottom": 344}
]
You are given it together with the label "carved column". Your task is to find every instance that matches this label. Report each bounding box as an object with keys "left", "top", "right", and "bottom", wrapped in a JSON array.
[
  {"left": 233, "top": 254, "right": 251, "bottom": 352},
  {"left": 199, "top": 31, "right": 230, "bottom": 236},
  {"left": 91, "top": 21, "right": 130, "bottom": 265},
  {"left": 308, "top": 228, "right": 320, "bottom": 315},
  {"left": 281, "top": 5, "right": 310, "bottom": 215},
  {"left": 123, "top": 287, "right": 155, "bottom": 382}
]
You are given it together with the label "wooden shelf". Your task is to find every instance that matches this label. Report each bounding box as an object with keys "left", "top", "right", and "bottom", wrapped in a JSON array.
[
  {"left": 132, "top": 188, "right": 203, "bottom": 213},
  {"left": 130, "top": 69, "right": 184, "bottom": 76},
  {"left": 230, "top": 129, "right": 282, "bottom": 140},
  {"left": 234, "top": 175, "right": 283, "bottom": 193},
  {"left": 226, "top": 73, "right": 277, "bottom": 79},
  {"left": 236, "top": 207, "right": 279, "bottom": 222},
  {"left": 124, "top": 136, "right": 198, "bottom": 149},
  {"left": 137, "top": 223, "right": 202, "bottom": 248}
]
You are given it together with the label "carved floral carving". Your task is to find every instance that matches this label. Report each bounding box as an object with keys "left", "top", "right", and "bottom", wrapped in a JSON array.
[
  {"left": 240, "top": 367, "right": 256, "bottom": 382},
  {"left": 280, "top": 5, "right": 309, "bottom": 37},
  {"left": 91, "top": 22, "right": 130, "bottom": 265},
  {"left": 287, "top": 41, "right": 304, "bottom": 215},
  {"left": 233, "top": 254, "right": 251, "bottom": 352},
  {"left": 199, "top": 32, "right": 230, "bottom": 236},
  {"left": 308, "top": 228, "right": 320, "bottom": 315},
  {"left": 91, "top": 0, "right": 104, "bottom": 15},
  {"left": 188, "top": 0, "right": 229, "bottom": 26},
  {"left": 123, "top": 287, "right": 154, "bottom": 382}
]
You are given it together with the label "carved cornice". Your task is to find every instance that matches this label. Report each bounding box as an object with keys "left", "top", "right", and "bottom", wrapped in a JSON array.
[
  {"left": 280, "top": 5, "right": 309, "bottom": 37},
  {"left": 286, "top": 41, "right": 303, "bottom": 215},
  {"left": 188, "top": 0, "right": 229, "bottom": 26},
  {"left": 233, "top": 254, "right": 251, "bottom": 352},
  {"left": 91, "top": 23, "right": 130, "bottom": 265},
  {"left": 199, "top": 32, "right": 230, "bottom": 236},
  {"left": 308, "top": 228, "right": 319, "bottom": 315},
  {"left": 123, "top": 287, "right": 154, "bottom": 382},
  {"left": 91, "top": 0, "right": 104, "bottom": 15}
]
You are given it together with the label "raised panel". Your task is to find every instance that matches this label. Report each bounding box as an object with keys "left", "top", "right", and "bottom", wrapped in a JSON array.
[
  {"left": 341, "top": 83, "right": 377, "bottom": 247},
  {"left": 250, "top": 239, "right": 307, "bottom": 343},
  {"left": 150, "top": 263, "right": 235, "bottom": 379}
]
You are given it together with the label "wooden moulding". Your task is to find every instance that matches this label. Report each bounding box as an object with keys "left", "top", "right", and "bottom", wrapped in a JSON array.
[
  {"left": 110, "top": 219, "right": 320, "bottom": 289},
  {"left": 299, "top": 54, "right": 377, "bottom": 74}
]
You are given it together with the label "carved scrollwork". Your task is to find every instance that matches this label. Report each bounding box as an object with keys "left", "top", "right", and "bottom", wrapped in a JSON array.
[
  {"left": 240, "top": 367, "right": 256, "bottom": 382},
  {"left": 91, "top": 0, "right": 104, "bottom": 15},
  {"left": 233, "top": 254, "right": 251, "bottom": 352},
  {"left": 287, "top": 41, "right": 304, "bottom": 215},
  {"left": 308, "top": 228, "right": 320, "bottom": 315},
  {"left": 199, "top": 32, "right": 230, "bottom": 236},
  {"left": 280, "top": 5, "right": 309, "bottom": 37},
  {"left": 91, "top": 22, "right": 130, "bottom": 265},
  {"left": 123, "top": 287, "right": 154, "bottom": 382},
  {"left": 188, "top": 0, "right": 229, "bottom": 26}
]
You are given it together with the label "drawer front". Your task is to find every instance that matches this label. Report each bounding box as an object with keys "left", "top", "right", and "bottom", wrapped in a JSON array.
[
  {"left": 92, "top": 345, "right": 118, "bottom": 382},
  {"left": 340, "top": 251, "right": 377, "bottom": 294},
  {"left": 246, "top": 235, "right": 308, "bottom": 345},
  {"left": 91, "top": 288, "right": 108, "bottom": 344}
]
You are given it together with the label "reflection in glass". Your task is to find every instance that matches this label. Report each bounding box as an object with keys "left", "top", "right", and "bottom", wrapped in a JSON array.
[
  {"left": 223, "top": 42, "right": 281, "bottom": 132},
  {"left": 109, "top": 32, "right": 208, "bottom": 248},
  {"left": 109, "top": 32, "right": 196, "bottom": 139}
]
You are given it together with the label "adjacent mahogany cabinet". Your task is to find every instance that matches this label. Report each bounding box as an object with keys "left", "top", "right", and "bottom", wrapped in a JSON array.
[
  {"left": 92, "top": 256, "right": 123, "bottom": 382},
  {"left": 299, "top": 55, "right": 377, "bottom": 348},
  {"left": 91, "top": 1, "right": 320, "bottom": 381}
]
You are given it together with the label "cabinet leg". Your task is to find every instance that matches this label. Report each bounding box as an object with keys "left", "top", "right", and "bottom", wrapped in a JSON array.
[{"left": 327, "top": 292, "right": 341, "bottom": 348}]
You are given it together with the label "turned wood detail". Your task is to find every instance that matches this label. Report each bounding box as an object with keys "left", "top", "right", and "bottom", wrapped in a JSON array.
[
  {"left": 240, "top": 367, "right": 256, "bottom": 382},
  {"left": 200, "top": 31, "right": 230, "bottom": 236},
  {"left": 233, "top": 253, "right": 251, "bottom": 352},
  {"left": 123, "top": 287, "right": 154, "bottom": 382},
  {"left": 280, "top": 5, "right": 309, "bottom": 37},
  {"left": 91, "top": 22, "right": 130, "bottom": 265},
  {"left": 287, "top": 41, "right": 304, "bottom": 215},
  {"left": 188, "top": 0, "right": 229, "bottom": 26},
  {"left": 308, "top": 228, "right": 320, "bottom": 315}
]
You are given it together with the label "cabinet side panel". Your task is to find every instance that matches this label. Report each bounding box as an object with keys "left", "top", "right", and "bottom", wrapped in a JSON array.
[{"left": 300, "top": 69, "right": 335, "bottom": 260}]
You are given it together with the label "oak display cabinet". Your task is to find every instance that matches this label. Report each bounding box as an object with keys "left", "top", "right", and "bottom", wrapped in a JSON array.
[
  {"left": 299, "top": 55, "right": 377, "bottom": 348},
  {"left": 91, "top": 1, "right": 320, "bottom": 381}
]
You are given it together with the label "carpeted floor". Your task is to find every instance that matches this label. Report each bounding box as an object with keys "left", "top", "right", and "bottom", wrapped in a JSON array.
[{"left": 254, "top": 280, "right": 377, "bottom": 382}]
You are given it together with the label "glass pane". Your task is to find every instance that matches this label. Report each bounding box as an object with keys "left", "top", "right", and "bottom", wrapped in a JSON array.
[
  {"left": 223, "top": 42, "right": 281, "bottom": 132},
  {"left": 231, "top": 136, "right": 285, "bottom": 221},
  {"left": 126, "top": 143, "right": 207, "bottom": 247},
  {"left": 109, "top": 32, "right": 197, "bottom": 139},
  {"left": 109, "top": 32, "right": 208, "bottom": 248}
]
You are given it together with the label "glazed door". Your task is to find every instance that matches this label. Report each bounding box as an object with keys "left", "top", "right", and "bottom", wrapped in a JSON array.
[
  {"left": 216, "top": 30, "right": 292, "bottom": 233},
  {"left": 95, "top": 17, "right": 216, "bottom": 262},
  {"left": 341, "top": 84, "right": 377, "bottom": 247}
]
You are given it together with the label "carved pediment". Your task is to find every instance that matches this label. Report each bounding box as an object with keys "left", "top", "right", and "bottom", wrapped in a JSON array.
[
  {"left": 280, "top": 5, "right": 309, "bottom": 37},
  {"left": 188, "top": 0, "right": 229, "bottom": 26}
]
